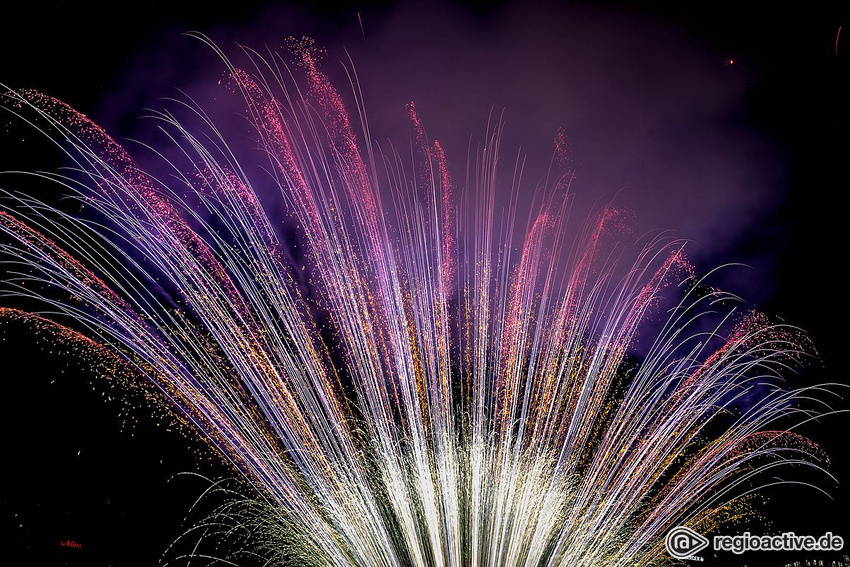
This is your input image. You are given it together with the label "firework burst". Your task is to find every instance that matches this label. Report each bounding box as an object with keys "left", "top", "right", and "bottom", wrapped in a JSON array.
[{"left": 0, "top": 37, "right": 838, "bottom": 566}]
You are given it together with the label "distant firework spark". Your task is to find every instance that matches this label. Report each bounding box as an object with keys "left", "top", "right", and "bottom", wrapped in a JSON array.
[{"left": 0, "top": 37, "right": 838, "bottom": 566}]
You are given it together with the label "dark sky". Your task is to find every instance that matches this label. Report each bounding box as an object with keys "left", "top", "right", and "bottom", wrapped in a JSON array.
[{"left": 1, "top": 1, "right": 848, "bottom": 566}]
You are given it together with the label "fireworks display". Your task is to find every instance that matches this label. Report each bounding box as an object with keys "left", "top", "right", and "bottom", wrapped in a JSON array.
[{"left": 0, "top": 33, "right": 840, "bottom": 567}]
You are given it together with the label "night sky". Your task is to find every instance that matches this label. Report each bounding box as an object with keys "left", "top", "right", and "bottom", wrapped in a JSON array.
[{"left": 1, "top": 1, "right": 848, "bottom": 566}]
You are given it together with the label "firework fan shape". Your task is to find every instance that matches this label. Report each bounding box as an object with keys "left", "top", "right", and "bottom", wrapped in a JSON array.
[{"left": 0, "top": 37, "right": 838, "bottom": 567}]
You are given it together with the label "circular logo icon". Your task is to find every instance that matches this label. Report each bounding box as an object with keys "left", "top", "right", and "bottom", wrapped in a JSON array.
[{"left": 665, "top": 526, "right": 710, "bottom": 559}]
